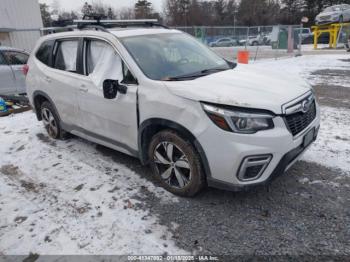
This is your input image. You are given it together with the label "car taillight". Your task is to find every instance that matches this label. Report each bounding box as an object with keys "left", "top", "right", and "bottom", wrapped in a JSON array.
[{"left": 23, "top": 64, "right": 29, "bottom": 76}]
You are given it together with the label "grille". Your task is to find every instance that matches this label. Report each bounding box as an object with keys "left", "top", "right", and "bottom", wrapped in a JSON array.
[{"left": 285, "top": 101, "right": 316, "bottom": 136}]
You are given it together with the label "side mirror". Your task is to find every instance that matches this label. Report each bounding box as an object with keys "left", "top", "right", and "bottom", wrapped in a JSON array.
[
  {"left": 103, "top": 79, "right": 128, "bottom": 99},
  {"left": 103, "top": 79, "right": 118, "bottom": 99},
  {"left": 225, "top": 60, "right": 237, "bottom": 69}
]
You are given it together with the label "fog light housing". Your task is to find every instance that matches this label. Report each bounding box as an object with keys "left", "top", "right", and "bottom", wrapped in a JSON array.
[{"left": 237, "top": 155, "right": 272, "bottom": 181}]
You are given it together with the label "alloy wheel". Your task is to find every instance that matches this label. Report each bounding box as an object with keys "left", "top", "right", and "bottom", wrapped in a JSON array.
[
  {"left": 41, "top": 107, "right": 58, "bottom": 138},
  {"left": 153, "top": 142, "right": 192, "bottom": 189}
]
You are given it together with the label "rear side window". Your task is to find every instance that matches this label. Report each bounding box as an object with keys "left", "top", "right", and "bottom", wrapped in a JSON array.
[
  {"left": 2, "top": 51, "right": 28, "bottom": 65},
  {"left": 54, "top": 40, "right": 79, "bottom": 73},
  {"left": 36, "top": 41, "right": 54, "bottom": 66}
]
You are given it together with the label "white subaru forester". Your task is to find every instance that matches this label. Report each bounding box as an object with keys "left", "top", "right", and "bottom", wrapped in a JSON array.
[{"left": 26, "top": 21, "right": 320, "bottom": 197}]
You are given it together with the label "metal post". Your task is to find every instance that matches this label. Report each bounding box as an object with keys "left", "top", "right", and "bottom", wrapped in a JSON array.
[
  {"left": 245, "top": 27, "right": 250, "bottom": 50},
  {"left": 336, "top": 24, "right": 343, "bottom": 48},
  {"left": 296, "top": 23, "right": 303, "bottom": 56}
]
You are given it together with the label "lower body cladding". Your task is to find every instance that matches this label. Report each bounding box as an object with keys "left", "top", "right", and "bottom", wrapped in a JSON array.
[{"left": 198, "top": 111, "right": 321, "bottom": 191}]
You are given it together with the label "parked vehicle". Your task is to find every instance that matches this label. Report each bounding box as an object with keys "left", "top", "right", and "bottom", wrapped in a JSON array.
[
  {"left": 26, "top": 21, "right": 320, "bottom": 197},
  {"left": 295, "top": 28, "right": 314, "bottom": 40},
  {"left": 0, "top": 46, "right": 29, "bottom": 95},
  {"left": 239, "top": 35, "right": 265, "bottom": 46},
  {"left": 209, "top": 37, "right": 238, "bottom": 47},
  {"left": 315, "top": 4, "right": 350, "bottom": 25}
]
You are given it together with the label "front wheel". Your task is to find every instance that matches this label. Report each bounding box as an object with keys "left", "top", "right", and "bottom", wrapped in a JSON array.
[{"left": 148, "top": 130, "right": 205, "bottom": 197}]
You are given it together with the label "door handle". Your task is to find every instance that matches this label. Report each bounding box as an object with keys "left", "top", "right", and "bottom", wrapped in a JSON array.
[
  {"left": 44, "top": 76, "right": 51, "bottom": 83},
  {"left": 79, "top": 85, "right": 88, "bottom": 92}
]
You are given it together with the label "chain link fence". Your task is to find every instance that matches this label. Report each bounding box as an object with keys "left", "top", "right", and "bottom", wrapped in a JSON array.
[{"left": 173, "top": 24, "right": 349, "bottom": 61}]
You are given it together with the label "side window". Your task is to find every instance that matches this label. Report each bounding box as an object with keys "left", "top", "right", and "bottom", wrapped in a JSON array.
[
  {"left": 2, "top": 51, "right": 28, "bottom": 65},
  {"left": 54, "top": 40, "right": 79, "bottom": 73},
  {"left": 86, "top": 40, "right": 136, "bottom": 87},
  {"left": 36, "top": 41, "right": 54, "bottom": 66}
]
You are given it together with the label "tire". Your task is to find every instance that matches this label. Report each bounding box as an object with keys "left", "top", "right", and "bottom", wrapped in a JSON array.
[
  {"left": 252, "top": 41, "right": 259, "bottom": 46},
  {"left": 40, "top": 101, "right": 66, "bottom": 139},
  {"left": 148, "top": 130, "right": 205, "bottom": 197}
]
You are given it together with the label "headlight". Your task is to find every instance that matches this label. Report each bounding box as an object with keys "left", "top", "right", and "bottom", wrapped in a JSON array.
[{"left": 202, "top": 103, "right": 275, "bottom": 134}]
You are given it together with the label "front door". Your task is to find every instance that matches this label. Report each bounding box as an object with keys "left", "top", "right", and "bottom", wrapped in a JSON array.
[{"left": 76, "top": 38, "right": 139, "bottom": 154}]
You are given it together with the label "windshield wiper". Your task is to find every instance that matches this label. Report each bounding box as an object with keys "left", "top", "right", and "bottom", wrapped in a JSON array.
[{"left": 163, "top": 67, "right": 229, "bottom": 81}]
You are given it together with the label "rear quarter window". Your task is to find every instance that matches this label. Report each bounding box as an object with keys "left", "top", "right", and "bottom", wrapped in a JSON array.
[{"left": 36, "top": 40, "right": 54, "bottom": 66}]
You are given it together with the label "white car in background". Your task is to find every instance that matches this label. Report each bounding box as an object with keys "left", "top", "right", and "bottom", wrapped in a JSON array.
[
  {"left": 26, "top": 21, "right": 320, "bottom": 196},
  {"left": 0, "top": 46, "right": 29, "bottom": 95},
  {"left": 315, "top": 4, "right": 350, "bottom": 25},
  {"left": 209, "top": 38, "right": 238, "bottom": 47}
]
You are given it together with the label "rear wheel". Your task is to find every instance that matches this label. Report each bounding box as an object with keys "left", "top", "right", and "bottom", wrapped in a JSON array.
[
  {"left": 40, "top": 101, "right": 65, "bottom": 139},
  {"left": 148, "top": 130, "right": 205, "bottom": 197}
]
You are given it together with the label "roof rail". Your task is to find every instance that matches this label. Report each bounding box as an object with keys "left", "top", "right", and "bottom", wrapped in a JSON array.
[{"left": 73, "top": 19, "right": 169, "bottom": 29}]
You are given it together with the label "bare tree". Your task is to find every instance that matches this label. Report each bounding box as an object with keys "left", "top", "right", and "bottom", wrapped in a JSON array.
[{"left": 40, "top": 3, "right": 52, "bottom": 27}]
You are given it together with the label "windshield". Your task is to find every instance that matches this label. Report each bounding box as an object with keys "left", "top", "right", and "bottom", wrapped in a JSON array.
[
  {"left": 121, "top": 33, "right": 230, "bottom": 80},
  {"left": 324, "top": 6, "right": 341, "bottom": 12}
]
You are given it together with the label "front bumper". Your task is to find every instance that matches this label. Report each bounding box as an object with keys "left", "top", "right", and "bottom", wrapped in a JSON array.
[
  {"left": 198, "top": 104, "right": 321, "bottom": 191},
  {"left": 207, "top": 126, "right": 319, "bottom": 192}
]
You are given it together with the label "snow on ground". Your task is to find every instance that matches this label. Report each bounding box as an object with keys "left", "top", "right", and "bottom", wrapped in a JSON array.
[
  {"left": 252, "top": 54, "right": 350, "bottom": 173},
  {"left": 0, "top": 112, "right": 186, "bottom": 255},
  {"left": 302, "top": 106, "right": 350, "bottom": 173},
  {"left": 252, "top": 54, "right": 350, "bottom": 88}
]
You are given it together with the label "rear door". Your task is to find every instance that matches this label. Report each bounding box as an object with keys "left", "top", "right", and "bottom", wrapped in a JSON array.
[
  {"left": 2, "top": 50, "right": 29, "bottom": 94},
  {"left": 0, "top": 51, "right": 16, "bottom": 95},
  {"left": 76, "top": 38, "right": 139, "bottom": 154},
  {"left": 49, "top": 38, "right": 82, "bottom": 126}
]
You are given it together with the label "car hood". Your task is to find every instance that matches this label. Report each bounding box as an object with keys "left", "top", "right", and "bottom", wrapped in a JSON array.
[{"left": 163, "top": 64, "right": 311, "bottom": 114}]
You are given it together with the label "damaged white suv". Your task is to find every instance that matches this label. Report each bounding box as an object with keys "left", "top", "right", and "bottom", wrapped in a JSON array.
[{"left": 26, "top": 21, "right": 320, "bottom": 196}]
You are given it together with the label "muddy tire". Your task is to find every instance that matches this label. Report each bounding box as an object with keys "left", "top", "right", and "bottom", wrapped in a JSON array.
[
  {"left": 148, "top": 130, "right": 205, "bottom": 197},
  {"left": 40, "top": 101, "right": 66, "bottom": 139}
]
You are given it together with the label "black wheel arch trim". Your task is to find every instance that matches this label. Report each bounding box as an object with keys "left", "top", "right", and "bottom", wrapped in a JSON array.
[
  {"left": 32, "top": 90, "right": 61, "bottom": 122},
  {"left": 138, "top": 118, "right": 212, "bottom": 179}
]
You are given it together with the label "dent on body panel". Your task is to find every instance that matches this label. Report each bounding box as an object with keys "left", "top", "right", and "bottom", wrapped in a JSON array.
[{"left": 139, "top": 82, "right": 208, "bottom": 136}]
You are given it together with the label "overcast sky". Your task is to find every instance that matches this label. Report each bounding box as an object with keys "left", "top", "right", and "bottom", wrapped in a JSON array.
[{"left": 39, "top": 0, "right": 164, "bottom": 12}]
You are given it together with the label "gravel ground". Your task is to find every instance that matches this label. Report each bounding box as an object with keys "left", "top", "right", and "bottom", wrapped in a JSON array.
[{"left": 98, "top": 146, "right": 350, "bottom": 256}]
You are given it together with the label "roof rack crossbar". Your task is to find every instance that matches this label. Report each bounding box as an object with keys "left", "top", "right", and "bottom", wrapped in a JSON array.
[{"left": 40, "top": 19, "right": 169, "bottom": 35}]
